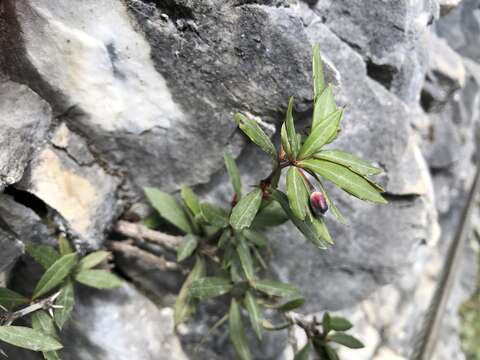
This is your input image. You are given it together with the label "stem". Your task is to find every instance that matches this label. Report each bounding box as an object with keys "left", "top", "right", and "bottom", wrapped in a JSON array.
[
  {"left": 114, "top": 220, "right": 182, "bottom": 251},
  {"left": 1, "top": 291, "right": 61, "bottom": 326}
]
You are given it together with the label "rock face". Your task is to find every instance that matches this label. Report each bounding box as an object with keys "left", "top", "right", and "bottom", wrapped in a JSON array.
[{"left": 0, "top": 0, "right": 479, "bottom": 359}]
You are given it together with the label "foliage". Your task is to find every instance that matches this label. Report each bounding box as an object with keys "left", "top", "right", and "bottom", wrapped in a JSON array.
[
  {"left": 0, "top": 237, "right": 122, "bottom": 358},
  {"left": 144, "top": 45, "right": 386, "bottom": 359}
]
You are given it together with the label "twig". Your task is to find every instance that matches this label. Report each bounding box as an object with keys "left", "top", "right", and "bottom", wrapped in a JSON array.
[
  {"left": 109, "top": 240, "right": 184, "bottom": 273},
  {"left": 114, "top": 220, "right": 182, "bottom": 251}
]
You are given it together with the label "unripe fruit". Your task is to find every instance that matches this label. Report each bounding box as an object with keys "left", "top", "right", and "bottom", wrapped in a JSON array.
[{"left": 310, "top": 191, "right": 328, "bottom": 216}]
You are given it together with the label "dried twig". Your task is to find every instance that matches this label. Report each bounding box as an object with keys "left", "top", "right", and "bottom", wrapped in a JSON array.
[{"left": 114, "top": 220, "right": 182, "bottom": 251}]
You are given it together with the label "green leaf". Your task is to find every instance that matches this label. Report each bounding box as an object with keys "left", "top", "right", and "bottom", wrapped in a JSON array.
[
  {"left": 255, "top": 279, "right": 298, "bottom": 298},
  {"left": 271, "top": 190, "right": 331, "bottom": 249},
  {"left": 0, "top": 288, "right": 28, "bottom": 310},
  {"left": 298, "top": 109, "right": 343, "bottom": 160},
  {"left": 43, "top": 350, "right": 62, "bottom": 360},
  {"left": 181, "top": 187, "right": 201, "bottom": 216},
  {"left": 298, "top": 159, "right": 387, "bottom": 204},
  {"left": 244, "top": 290, "right": 263, "bottom": 340},
  {"left": 235, "top": 113, "right": 277, "bottom": 159},
  {"left": 175, "top": 256, "right": 206, "bottom": 325},
  {"left": 325, "top": 345, "right": 340, "bottom": 360},
  {"left": 218, "top": 229, "right": 231, "bottom": 249},
  {"left": 199, "top": 203, "right": 228, "bottom": 227},
  {"left": 189, "top": 277, "right": 233, "bottom": 300},
  {"left": 144, "top": 187, "right": 192, "bottom": 233},
  {"left": 31, "top": 311, "right": 57, "bottom": 338},
  {"left": 312, "top": 85, "right": 336, "bottom": 130},
  {"left": 312, "top": 217, "right": 333, "bottom": 246},
  {"left": 54, "top": 280, "right": 74, "bottom": 330},
  {"left": 0, "top": 326, "right": 63, "bottom": 352},
  {"left": 251, "top": 201, "right": 288, "bottom": 228},
  {"left": 312, "top": 44, "right": 326, "bottom": 101},
  {"left": 281, "top": 122, "right": 292, "bottom": 159},
  {"left": 322, "top": 312, "right": 331, "bottom": 334},
  {"left": 242, "top": 229, "right": 268, "bottom": 248},
  {"left": 33, "top": 253, "right": 78, "bottom": 300},
  {"left": 314, "top": 150, "right": 382, "bottom": 176},
  {"left": 75, "top": 270, "right": 122, "bottom": 289},
  {"left": 329, "top": 316, "right": 353, "bottom": 331},
  {"left": 230, "top": 188, "right": 263, "bottom": 230},
  {"left": 58, "top": 235, "right": 73, "bottom": 255},
  {"left": 286, "top": 167, "right": 309, "bottom": 220},
  {"left": 285, "top": 97, "right": 300, "bottom": 158},
  {"left": 316, "top": 179, "right": 347, "bottom": 225},
  {"left": 177, "top": 234, "right": 199, "bottom": 262},
  {"left": 224, "top": 153, "right": 242, "bottom": 197},
  {"left": 78, "top": 251, "right": 110, "bottom": 271},
  {"left": 25, "top": 244, "right": 60, "bottom": 269},
  {"left": 278, "top": 297, "right": 305, "bottom": 312},
  {"left": 236, "top": 237, "right": 255, "bottom": 283},
  {"left": 294, "top": 341, "right": 313, "bottom": 360},
  {"left": 229, "top": 298, "right": 252, "bottom": 360},
  {"left": 329, "top": 333, "right": 364, "bottom": 349}
]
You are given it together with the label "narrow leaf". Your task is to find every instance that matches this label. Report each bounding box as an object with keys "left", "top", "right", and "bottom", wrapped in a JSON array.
[
  {"left": 236, "top": 237, "right": 255, "bottom": 283},
  {"left": 251, "top": 201, "right": 288, "bottom": 228},
  {"left": 177, "top": 234, "right": 199, "bottom": 262},
  {"left": 54, "top": 280, "right": 74, "bottom": 330},
  {"left": 312, "top": 44, "right": 326, "bottom": 101},
  {"left": 245, "top": 290, "right": 263, "bottom": 340},
  {"left": 316, "top": 179, "right": 347, "bottom": 225},
  {"left": 199, "top": 203, "right": 228, "bottom": 227},
  {"left": 242, "top": 229, "right": 268, "bottom": 248},
  {"left": 230, "top": 188, "right": 263, "bottom": 230},
  {"left": 312, "top": 217, "right": 333, "bottom": 246},
  {"left": 314, "top": 150, "right": 383, "bottom": 176},
  {"left": 329, "top": 316, "right": 353, "bottom": 331},
  {"left": 0, "top": 326, "right": 63, "bottom": 351},
  {"left": 298, "top": 109, "right": 343, "bottom": 160},
  {"left": 329, "top": 333, "right": 364, "bottom": 349},
  {"left": 0, "top": 288, "right": 28, "bottom": 310},
  {"left": 181, "top": 187, "right": 201, "bottom": 216},
  {"left": 235, "top": 113, "right": 277, "bottom": 159},
  {"left": 294, "top": 341, "right": 313, "bottom": 360},
  {"left": 255, "top": 279, "right": 298, "bottom": 298},
  {"left": 299, "top": 159, "right": 387, "bottom": 204},
  {"left": 78, "top": 251, "right": 110, "bottom": 271},
  {"left": 75, "top": 270, "right": 122, "bottom": 289},
  {"left": 144, "top": 187, "right": 192, "bottom": 233},
  {"left": 312, "top": 85, "right": 336, "bottom": 130},
  {"left": 58, "top": 235, "right": 73, "bottom": 255},
  {"left": 175, "top": 256, "right": 206, "bottom": 325},
  {"left": 325, "top": 345, "right": 340, "bottom": 360},
  {"left": 281, "top": 123, "right": 292, "bottom": 159},
  {"left": 286, "top": 167, "right": 309, "bottom": 220},
  {"left": 323, "top": 312, "right": 331, "bottom": 334},
  {"left": 229, "top": 299, "right": 252, "bottom": 360},
  {"left": 189, "top": 277, "right": 233, "bottom": 300},
  {"left": 285, "top": 97, "right": 299, "bottom": 158},
  {"left": 33, "top": 253, "right": 78, "bottom": 300},
  {"left": 25, "top": 245, "right": 60, "bottom": 269},
  {"left": 224, "top": 153, "right": 242, "bottom": 197},
  {"left": 31, "top": 311, "right": 57, "bottom": 338},
  {"left": 278, "top": 297, "right": 305, "bottom": 312}
]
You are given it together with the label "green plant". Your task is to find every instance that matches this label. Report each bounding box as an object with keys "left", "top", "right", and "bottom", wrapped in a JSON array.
[
  {"left": 0, "top": 236, "right": 122, "bottom": 358},
  {"left": 144, "top": 45, "right": 386, "bottom": 359}
]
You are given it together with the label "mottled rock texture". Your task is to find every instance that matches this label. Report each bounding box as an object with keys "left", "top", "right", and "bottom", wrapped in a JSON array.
[{"left": 0, "top": 0, "right": 479, "bottom": 359}]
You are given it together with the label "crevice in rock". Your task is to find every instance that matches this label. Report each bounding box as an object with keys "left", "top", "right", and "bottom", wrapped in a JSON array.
[
  {"left": 366, "top": 60, "right": 397, "bottom": 90},
  {"left": 382, "top": 192, "right": 421, "bottom": 202},
  {"left": 140, "top": 0, "right": 194, "bottom": 21},
  {"left": 4, "top": 187, "right": 49, "bottom": 220}
]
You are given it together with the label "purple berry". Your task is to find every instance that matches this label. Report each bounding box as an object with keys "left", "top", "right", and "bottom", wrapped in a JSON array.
[{"left": 310, "top": 191, "right": 328, "bottom": 216}]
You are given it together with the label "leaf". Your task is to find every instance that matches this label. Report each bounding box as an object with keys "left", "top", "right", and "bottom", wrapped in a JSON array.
[
  {"left": 181, "top": 187, "right": 201, "bottom": 216},
  {"left": 316, "top": 179, "right": 347, "bottom": 225},
  {"left": 298, "top": 109, "right": 343, "bottom": 160},
  {"left": 0, "top": 326, "right": 63, "bottom": 351},
  {"left": 58, "top": 235, "right": 73, "bottom": 255},
  {"left": 278, "top": 297, "right": 305, "bottom": 312},
  {"left": 312, "top": 217, "right": 333, "bottom": 246},
  {"left": 251, "top": 201, "right": 288, "bottom": 228},
  {"left": 325, "top": 345, "right": 340, "bottom": 360},
  {"left": 54, "top": 280, "right": 74, "bottom": 330},
  {"left": 230, "top": 188, "right": 263, "bottom": 230},
  {"left": 78, "top": 251, "right": 111, "bottom": 271},
  {"left": 31, "top": 311, "right": 57, "bottom": 338},
  {"left": 314, "top": 150, "right": 383, "bottom": 176},
  {"left": 0, "top": 288, "right": 28, "bottom": 310},
  {"left": 271, "top": 190, "right": 331, "bottom": 249},
  {"left": 229, "top": 298, "right": 252, "bottom": 360},
  {"left": 189, "top": 277, "right": 233, "bottom": 300},
  {"left": 242, "top": 229, "right": 268, "bottom": 248},
  {"left": 244, "top": 290, "right": 262, "bottom": 340},
  {"left": 329, "top": 316, "right": 353, "bottom": 332},
  {"left": 255, "top": 279, "right": 298, "bottom": 298},
  {"left": 199, "top": 203, "right": 228, "bottom": 227},
  {"left": 144, "top": 187, "right": 192, "bottom": 233},
  {"left": 299, "top": 159, "right": 387, "bottom": 204},
  {"left": 218, "top": 229, "right": 231, "bottom": 249},
  {"left": 322, "top": 312, "right": 331, "bottom": 334},
  {"left": 236, "top": 237, "right": 255, "bottom": 283},
  {"left": 312, "top": 85, "right": 336, "bottom": 130},
  {"left": 33, "top": 253, "right": 78, "bottom": 300},
  {"left": 294, "top": 341, "right": 313, "bottom": 360},
  {"left": 312, "top": 44, "right": 326, "bottom": 101},
  {"left": 285, "top": 97, "right": 300, "bottom": 158},
  {"left": 75, "top": 270, "right": 122, "bottom": 289},
  {"left": 177, "top": 234, "right": 199, "bottom": 262},
  {"left": 329, "top": 333, "right": 364, "bottom": 349},
  {"left": 25, "top": 245, "right": 60, "bottom": 269},
  {"left": 175, "top": 256, "right": 206, "bottom": 325},
  {"left": 286, "top": 167, "right": 309, "bottom": 220},
  {"left": 281, "top": 123, "right": 292, "bottom": 159},
  {"left": 235, "top": 113, "right": 277, "bottom": 159},
  {"left": 224, "top": 153, "right": 242, "bottom": 197}
]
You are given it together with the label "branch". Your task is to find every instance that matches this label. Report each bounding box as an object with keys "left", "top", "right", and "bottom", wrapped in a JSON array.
[{"left": 114, "top": 220, "right": 183, "bottom": 251}]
